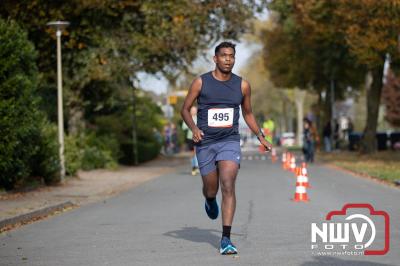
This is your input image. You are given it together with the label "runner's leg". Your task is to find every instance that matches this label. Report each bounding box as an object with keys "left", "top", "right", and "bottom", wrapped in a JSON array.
[
  {"left": 202, "top": 169, "right": 220, "bottom": 219},
  {"left": 218, "top": 160, "right": 239, "bottom": 226},
  {"left": 218, "top": 160, "right": 239, "bottom": 254},
  {"left": 202, "top": 170, "right": 219, "bottom": 198}
]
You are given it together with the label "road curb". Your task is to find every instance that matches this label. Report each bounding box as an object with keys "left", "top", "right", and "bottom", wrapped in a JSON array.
[{"left": 0, "top": 201, "right": 75, "bottom": 231}]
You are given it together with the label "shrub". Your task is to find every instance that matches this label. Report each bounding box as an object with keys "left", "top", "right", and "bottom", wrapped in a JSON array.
[
  {"left": 120, "top": 139, "right": 162, "bottom": 165},
  {"left": 0, "top": 19, "right": 60, "bottom": 189},
  {"left": 92, "top": 92, "right": 164, "bottom": 165},
  {"left": 65, "top": 132, "right": 119, "bottom": 175},
  {"left": 30, "top": 119, "right": 60, "bottom": 185},
  {"left": 64, "top": 134, "right": 84, "bottom": 176},
  {"left": 81, "top": 133, "right": 119, "bottom": 170}
]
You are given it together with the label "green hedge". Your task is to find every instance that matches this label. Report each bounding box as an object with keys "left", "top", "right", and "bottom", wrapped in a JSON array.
[
  {"left": 120, "top": 140, "right": 162, "bottom": 165},
  {"left": 65, "top": 131, "right": 161, "bottom": 173},
  {"left": 30, "top": 120, "right": 60, "bottom": 185},
  {"left": 65, "top": 132, "right": 119, "bottom": 176},
  {"left": 89, "top": 92, "right": 164, "bottom": 166},
  {"left": 0, "top": 19, "right": 59, "bottom": 190}
]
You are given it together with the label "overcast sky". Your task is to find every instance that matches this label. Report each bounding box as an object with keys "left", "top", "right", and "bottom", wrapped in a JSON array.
[
  {"left": 137, "top": 11, "right": 268, "bottom": 95},
  {"left": 137, "top": 41, "right": 262, "bottom": 95}
]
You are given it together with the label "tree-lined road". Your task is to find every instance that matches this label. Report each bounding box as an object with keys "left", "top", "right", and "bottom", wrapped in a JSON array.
[{"left": 1, "top": 149, "right": 399, "bottom": 265}]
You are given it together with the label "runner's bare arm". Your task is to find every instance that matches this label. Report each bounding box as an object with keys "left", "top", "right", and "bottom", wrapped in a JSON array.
[
  {"left": 180, "top": 77, "right": 204, "bottom": 142},
  {"left": 241, "top": 79, "right": 272, "bottom": 150}
]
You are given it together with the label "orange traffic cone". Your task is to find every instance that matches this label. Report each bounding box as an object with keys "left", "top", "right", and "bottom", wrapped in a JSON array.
[
  {"left": 293, "top": 184, "right": 309, "bottom": 202},
  {"left": 301, "top": 162, "right": 308, "bottom": 176},
  {"left": 282, "top": 152, "right": 287, "bottom": 169},
  {"left": 285, "top": 153, "right": 291, "bottom": 170},
  {"left": 271, "top": 148, "right": 277, "bottom": 163},
  {"left": 300, "top": 162, "right": 311, "bottom": 187},
  {"left": 295, "top": 167, "right": 309, "bottom": 188},
  {"left": 289, "top": 156, "right": 296, "bottom": 172}
]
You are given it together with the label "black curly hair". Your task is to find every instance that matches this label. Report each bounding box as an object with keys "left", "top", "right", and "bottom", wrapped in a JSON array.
[{"left": 215, "top": 41, "right": 236, "bottom": 55}]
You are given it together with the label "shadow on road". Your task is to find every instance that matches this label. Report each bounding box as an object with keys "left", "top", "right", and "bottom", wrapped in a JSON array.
[
  {"left": 163, "top": 226, "right": 221, "bottom": 249},
  {"left": 301, "top": 256, "right": 395, "bottom": 266}
]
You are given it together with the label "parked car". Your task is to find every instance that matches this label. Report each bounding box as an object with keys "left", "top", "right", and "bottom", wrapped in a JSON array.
[{"left": 280, "top": 132, "right": 296, "bottom": 147}]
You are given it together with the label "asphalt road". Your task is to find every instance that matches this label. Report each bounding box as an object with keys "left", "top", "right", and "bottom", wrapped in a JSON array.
[{"left": 1, "top": 148, "right": 399, "bottom": 266}]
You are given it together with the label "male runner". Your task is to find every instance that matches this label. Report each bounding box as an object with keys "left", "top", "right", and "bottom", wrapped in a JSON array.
[{"left": 181, "top": 41, "right": 271, "bottom": 255}]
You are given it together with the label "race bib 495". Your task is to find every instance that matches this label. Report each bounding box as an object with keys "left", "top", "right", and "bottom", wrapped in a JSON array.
[{"left": 208, "top": 108, "right": 234, "bottom": 128}]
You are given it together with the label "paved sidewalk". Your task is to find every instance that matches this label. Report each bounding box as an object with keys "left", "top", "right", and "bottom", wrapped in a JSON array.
[{"left": 0, "top": 153, "right": 189, "bottom": 231}]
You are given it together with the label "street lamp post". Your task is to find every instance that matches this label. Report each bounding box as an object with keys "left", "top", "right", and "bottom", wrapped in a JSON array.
[
  {"left": 47, "top": 21, "right": 69, "bottom": 182},
  {"left": 129, "top": 76, "right": 139, "bottom": 165}
]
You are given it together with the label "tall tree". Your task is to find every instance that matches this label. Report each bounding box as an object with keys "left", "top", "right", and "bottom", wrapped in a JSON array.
[
  {"left": 0, "top": 0, "right": 265, "bottom": 134},
  {"left": 263, "top": 0, "right": 364, "bottom": 127},
  {"left": 263, "top": 0, "right": 400, "bottom": 154},
  {"left": 335, "top": 0, "right": 400, "bottom": 153}
]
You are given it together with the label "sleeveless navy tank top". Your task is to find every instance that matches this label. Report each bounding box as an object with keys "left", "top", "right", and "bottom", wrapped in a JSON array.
[{"left": 196, "top": 71, "right": 243, "bottom": 146}]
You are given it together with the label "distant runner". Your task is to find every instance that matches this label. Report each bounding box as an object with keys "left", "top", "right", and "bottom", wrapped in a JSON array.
[{"left": 182, "top": 106, "right": 199, "bottom": 175}]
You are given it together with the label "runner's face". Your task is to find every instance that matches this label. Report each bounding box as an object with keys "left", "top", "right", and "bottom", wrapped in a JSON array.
[{"left": 214, "top": 47, "right": 235, "bottom": 74}]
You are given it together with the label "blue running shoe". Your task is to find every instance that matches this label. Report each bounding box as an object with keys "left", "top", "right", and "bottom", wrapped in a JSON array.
[
  {"left": 220, "top": 237, "right": 238, "bottom": 255},
  {"left": 204, "top": 198, "right": 219, "bottom": 220}
]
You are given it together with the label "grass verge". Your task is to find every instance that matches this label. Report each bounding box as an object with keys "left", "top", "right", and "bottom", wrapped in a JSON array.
[{"left": 318, "top": 151, "right": 400, "bottom": 185}]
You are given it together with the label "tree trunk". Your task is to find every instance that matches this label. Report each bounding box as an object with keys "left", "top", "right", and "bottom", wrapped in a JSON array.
[
  {"left": 281, "top": 96, "right": 288, "bottom": 133},
  {"left": 324, "top": 86, "right": 332, "bottom": 124},
  {"left": 361, "top": 67, "right": 384, "bottom": 153},
  {"left": 315, "top": 90, "right": 325, "bottom": 134},
  {"left": 68, "top": 99, "right": 85, "bottom": 136},
  {"left": 294, "top": 88, "right": 306, "bottom": 146},
  {"left": 321, "top": 85, "right": 333, "bottom": 145},
  {"left": 287, "top": 103, "right": 294, "bottom": 133}
]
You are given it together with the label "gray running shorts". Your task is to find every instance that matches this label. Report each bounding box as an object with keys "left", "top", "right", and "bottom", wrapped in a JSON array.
[{"left": 195, "top": 140, "right": 241, "bottom": 176}]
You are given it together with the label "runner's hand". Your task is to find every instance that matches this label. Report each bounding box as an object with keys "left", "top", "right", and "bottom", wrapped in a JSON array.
[
  {"left": 192, "top": 127, "right": 204, "bottom": 143},
  {"left": 258, "top": 136, "right": 272, "bottom": 152}
]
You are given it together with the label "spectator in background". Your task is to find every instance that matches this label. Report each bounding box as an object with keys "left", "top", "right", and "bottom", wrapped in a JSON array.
[
  {"left": 323, "top": 121, "right": 332, "bottom": 152},
  {"left": 334, "top": 119, "right": 340, "bottom": 150},
  {"left": 164, "top": 123, "right": 180, "bottom": 154},
  {"left": 312, "top": 120, "right": 320, "bottom": 152},
  {"left": 347, "top": 117, "right": 354, "bottom": 140},
  {"left": 182, "top": 106, "right": 199, "bottom": 175},
  {"left": 163, "top": 124, "right": 170, "bottom": 155},
  {"left": 262, "top": 118, "right": 275, "bottom": 145},
  {"left": 171, "top": 123, "right": 179, "bottom": 154},
  {"left": 303, "top": 118, "right": 316, "bottom": 163}
]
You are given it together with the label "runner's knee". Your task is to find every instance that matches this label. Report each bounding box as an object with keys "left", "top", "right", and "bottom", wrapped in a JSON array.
[
  {"left": 203, "top": 187, "right": 218, "bottom": 198},
  {"left": 202, "top": 171, "right": 219, "bottom": 197},
  {"left": 220, "top": 178, "right": 235, "bottom": 196},
  {"left": 203, "top": 182, "right": 218, "bottom": 196}
]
